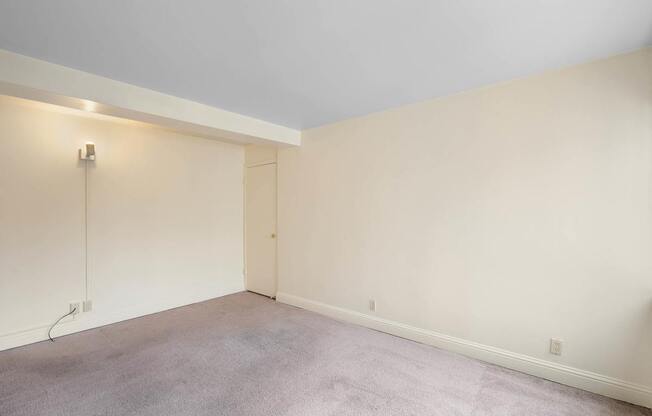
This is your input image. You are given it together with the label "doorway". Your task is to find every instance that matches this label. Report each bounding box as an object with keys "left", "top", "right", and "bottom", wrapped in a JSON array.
[{"left": 245, "top": 161, "right": 277, "bottom": 297}]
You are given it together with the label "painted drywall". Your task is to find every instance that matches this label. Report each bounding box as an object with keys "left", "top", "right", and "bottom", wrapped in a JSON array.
[
  {"left": 245, "top": 145, "right": 277, "bottom": 167},
  {"left": 277, "top": 48, "right": 652, "bottom": 399},
  {"left": 2, "top": 2, "right": 652, "bottom": 129},
  {"left": 0, "top": 49, "right": 301, "bottom": 146},
  {"left": 0, "top": 95, "right": 244, "bottom": 349}
]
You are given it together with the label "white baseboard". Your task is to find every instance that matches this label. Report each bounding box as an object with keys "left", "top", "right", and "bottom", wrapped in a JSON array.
[
  {"left": 0, "top": 285, "right": 243, "bottom": 352},
  {"left": 276, "top": 291, "right": 652, "bottom": 409}
]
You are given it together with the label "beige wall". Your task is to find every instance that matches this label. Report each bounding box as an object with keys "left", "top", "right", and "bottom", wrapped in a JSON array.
[
  {"left": 277, "top": 49, "right": 652, "bottom": 397},
  {"left": 245, "top": 145, "right": 277, "bottom": 167},
  {"left": 0, "top": 96, "right": 244, "bottom": 349}
]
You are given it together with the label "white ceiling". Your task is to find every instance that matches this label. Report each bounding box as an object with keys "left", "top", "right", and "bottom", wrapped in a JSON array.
[{"left": 0, "top": 1, "right": 651, "bottom": 129}]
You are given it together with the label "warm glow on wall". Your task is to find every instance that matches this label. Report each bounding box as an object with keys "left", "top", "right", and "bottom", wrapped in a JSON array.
[{"left": 82, "top": 99, "right": 97, "bottom": 112}]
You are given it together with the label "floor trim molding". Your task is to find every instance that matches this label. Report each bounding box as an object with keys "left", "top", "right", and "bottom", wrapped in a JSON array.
[
  {"left": 0, "top": 286, "right": 243, "bottom": 352},
  {"left": 276, "top": 291, "right": 652, "bottom": 409}
]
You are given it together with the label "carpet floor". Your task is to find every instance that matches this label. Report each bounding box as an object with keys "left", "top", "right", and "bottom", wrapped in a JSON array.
[{"left": 0, "top": 292, "right": 649, "bottom": 416}]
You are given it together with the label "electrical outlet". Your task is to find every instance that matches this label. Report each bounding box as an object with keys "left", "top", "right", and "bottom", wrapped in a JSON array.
[
  {"left": 550, "top": 338, "right": 563, "bottom": 356},
  {"left": 369, "top": 299, "right": 376, "bottom": 312},
  {"left": 69, "top": 302, "right": 81, "bottom": 317},
  {"left": 83, "top": 300, "right": 93, "bottom": 313}
]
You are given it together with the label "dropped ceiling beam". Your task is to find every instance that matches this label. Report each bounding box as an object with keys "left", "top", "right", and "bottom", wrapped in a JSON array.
[{"left": 0, "top": 49, "right": 300, "bottom": 146}]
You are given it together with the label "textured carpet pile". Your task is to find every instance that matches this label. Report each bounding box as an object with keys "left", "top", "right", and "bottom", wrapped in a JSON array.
[{"left": 0, "top": 292, "right": 649, "bottom": 415}]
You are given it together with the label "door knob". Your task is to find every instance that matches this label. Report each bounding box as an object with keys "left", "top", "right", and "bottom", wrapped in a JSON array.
[{"left": 271, "top": 233, "right": 276, "bottom": 239}]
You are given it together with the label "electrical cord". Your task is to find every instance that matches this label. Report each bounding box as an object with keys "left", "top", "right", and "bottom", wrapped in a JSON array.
[
  {"left": 84, "top": 158, "right": 89, "bottom": 302},
  {"left": 47, "top": 149, "right": 90, "bottom": 344},
  {"left": 48, "top": 307, "right": 77, "bottom": 342}
]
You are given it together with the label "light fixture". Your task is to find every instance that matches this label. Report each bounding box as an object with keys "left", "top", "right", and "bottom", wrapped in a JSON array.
[{"left": 79, "top": 142, "right": 96, "bottom": 161}]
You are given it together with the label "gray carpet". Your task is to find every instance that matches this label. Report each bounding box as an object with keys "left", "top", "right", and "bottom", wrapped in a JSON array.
[{"left": 0, "top": 292, "right": 649, "bottom": 416}]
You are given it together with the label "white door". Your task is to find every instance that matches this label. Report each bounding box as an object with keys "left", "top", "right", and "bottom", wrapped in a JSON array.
[{"left": 245, "top": 163, "right": 277, "bottom": 297}]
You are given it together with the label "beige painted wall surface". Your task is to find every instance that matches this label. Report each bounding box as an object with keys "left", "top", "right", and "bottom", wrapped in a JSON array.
[
  {"left": 245, "top": 145, "right": 277, "bottom": 167},
  {"left": 0, "top": 96, "right": 244, "bottom": 345},
  {"left": 278, "top": 49, "right": 652, "bottom": 388}
]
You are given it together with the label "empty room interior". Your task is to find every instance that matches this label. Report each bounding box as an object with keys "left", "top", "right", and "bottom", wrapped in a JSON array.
[{"left": 1, "top": 2, "right": 651, "bottom": 415}]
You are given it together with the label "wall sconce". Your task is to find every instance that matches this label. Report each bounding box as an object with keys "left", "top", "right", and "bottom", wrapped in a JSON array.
[{"left": 79, "top": 142, "right": 96, "bottom": 161}]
